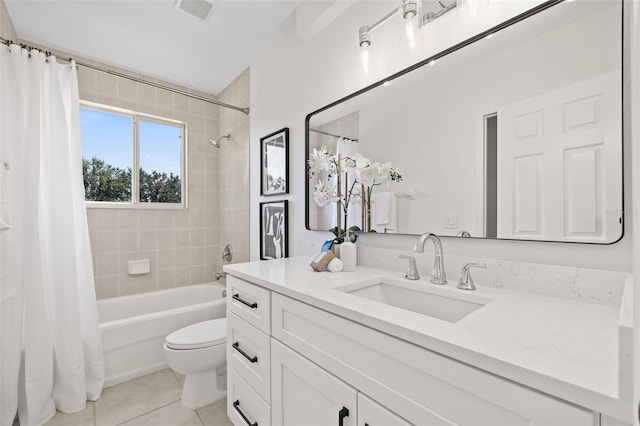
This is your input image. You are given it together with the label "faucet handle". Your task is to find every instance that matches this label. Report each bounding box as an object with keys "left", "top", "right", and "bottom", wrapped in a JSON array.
[
  {"left": 399, "top": 255, "right": 420, "bottom": 280},
  {"left": 457, "top": 263, "right": 486, "bottom": 291}
]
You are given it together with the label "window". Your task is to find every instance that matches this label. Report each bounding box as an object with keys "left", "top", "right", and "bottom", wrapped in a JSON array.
[{"left": 80, "top": 102, "right": 186, "bottom": 208}]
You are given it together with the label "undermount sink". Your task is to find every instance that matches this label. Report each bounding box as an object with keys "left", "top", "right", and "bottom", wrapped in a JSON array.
[{"left": 339, "top": 278, "right": 492, "bottom": 323}]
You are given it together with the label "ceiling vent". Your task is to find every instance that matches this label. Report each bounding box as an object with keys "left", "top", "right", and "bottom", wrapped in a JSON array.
[{"left": 174, "top": 0, "right": 217, "bottom": 22}]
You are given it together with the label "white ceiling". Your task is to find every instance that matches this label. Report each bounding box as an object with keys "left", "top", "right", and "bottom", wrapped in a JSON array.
[{"left": 5, "top": 0, "right": 301, "bottom": 95}]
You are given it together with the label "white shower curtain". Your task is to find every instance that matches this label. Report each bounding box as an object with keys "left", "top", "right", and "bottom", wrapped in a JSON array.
[{"left": 0, "top": 44, "right": 104, "bottom": 426}]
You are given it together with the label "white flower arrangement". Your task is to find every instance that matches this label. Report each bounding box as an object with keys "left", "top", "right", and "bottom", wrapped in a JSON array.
[{"left": 308, "top": 144, "right": 402, "bottom": 239}]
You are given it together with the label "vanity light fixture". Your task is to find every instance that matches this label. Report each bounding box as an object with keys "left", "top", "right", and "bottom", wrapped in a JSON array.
[
  {"left": 359, "top": 25, "right": 372, "bottom": 73},
  {"left": 400, "top": 0, "right": 421, "bottom": 50},
  {"left": 357, "top": 0, "right": 474, "bottom": 71}
]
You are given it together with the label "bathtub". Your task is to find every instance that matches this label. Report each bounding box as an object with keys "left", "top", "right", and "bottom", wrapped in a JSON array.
[{"left": 97, "top": 282, "right": 226, "bottom": 387}]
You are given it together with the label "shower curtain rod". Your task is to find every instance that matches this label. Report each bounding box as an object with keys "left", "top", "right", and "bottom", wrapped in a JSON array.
[
  {"left": 310, "top": 128, "right": 358, "bottom": 142},
  {"left": 0, "top": 36, "right": 250, "bottom": 115}
]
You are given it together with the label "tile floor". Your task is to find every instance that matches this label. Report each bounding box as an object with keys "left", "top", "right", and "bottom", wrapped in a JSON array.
[{"left": 44, "top": 369, "right": 233, "bottom": 426}]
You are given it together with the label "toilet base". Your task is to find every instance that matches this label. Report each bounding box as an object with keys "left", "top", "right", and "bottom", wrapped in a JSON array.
[{"left": 181, "top": 368, "right": 226, "bottom": 409}]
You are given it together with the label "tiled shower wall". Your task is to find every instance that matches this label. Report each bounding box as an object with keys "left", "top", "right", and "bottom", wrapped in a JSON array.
[
  {"left": 72, "top": 58, "right": 249, "bottom": 299},
  {"left": 215, "top": 69, "right": 251, "bottom": 266},
  {"left": 78, "top": 63, "right": 221, "bottom": 299}
]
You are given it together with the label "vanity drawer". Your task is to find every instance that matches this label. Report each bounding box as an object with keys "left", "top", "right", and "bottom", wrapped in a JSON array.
[
  {"left": 227, "top": 311, "right": 271, "bottom": 403},
  {"left": 227, "top": 276, "right": 270, "bottom": 334},
  {"left": 358, "top": 394, "right": 413, "bottom": 426},
  {"left": 228, "top": 367, "right": 271, "bottom": 426},
  {"left": 272, "top": 293, "right": 594, "bottom": 426}
]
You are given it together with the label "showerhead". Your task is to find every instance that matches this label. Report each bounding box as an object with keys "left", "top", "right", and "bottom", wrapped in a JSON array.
[{"left": 210, "top": 134, "right": 231, "bottom": 148}]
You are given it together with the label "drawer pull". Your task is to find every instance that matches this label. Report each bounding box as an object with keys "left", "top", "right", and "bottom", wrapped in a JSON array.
[
  {"left": 233, "top": 400, "right": 258, "bottom": 426},
  {"left": 338, "top": 407, "right": 349, "bottom": 426},
  {"left": 233, "top": 341, "right": 258, "bottom": 363},
  {"left": 233, "top": 293, "right": 258, "bottom": 309}
]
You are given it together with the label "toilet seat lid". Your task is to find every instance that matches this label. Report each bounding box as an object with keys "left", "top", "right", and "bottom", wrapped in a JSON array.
[{"left": 165, "top": 318, "right": 226, "bottom": 350}]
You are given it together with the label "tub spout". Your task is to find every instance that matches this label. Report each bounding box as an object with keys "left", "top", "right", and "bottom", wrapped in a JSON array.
[{"left": 215, "top": 272, "right": 228, "bottom": 281}]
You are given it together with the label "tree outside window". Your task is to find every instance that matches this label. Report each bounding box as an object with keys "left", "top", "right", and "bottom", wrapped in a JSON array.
[{"left": 80, "top": 103, "right": 185, "bottom": 207}]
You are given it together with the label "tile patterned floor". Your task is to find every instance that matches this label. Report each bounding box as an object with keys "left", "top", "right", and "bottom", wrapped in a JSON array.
[{"left": 44, "top": 369, "right": 233, "bottom": 426}]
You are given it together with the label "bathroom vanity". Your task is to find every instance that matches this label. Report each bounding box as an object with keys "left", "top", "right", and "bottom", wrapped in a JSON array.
[{"left": 224, "top": 257, "right": 632, "bottom": 426}]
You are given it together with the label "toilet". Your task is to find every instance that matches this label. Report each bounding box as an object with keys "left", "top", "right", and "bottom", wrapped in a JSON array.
[{"left": 163, "top": 318, "right": 227, "bottom": 409}]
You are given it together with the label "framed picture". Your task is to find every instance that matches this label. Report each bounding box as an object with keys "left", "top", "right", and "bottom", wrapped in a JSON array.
[
  {"left": 260, "top": 200, "right": 288, "bottom": 260},
  {"left": 260, "top": 127, "right": 289, "bottom": 196}
]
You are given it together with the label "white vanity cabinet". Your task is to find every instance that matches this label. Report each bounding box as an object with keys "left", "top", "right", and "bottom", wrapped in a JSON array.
[
  {"left": 227, "top": 274, "right": 599, "bottom": 426},
  {"left": 271, "top": 293, "right": 594, "bottom": 426}
]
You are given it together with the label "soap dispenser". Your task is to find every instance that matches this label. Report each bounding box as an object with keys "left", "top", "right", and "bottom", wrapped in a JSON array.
[{"left": 341, "top": 231, "right": 357, "bottom": 272}]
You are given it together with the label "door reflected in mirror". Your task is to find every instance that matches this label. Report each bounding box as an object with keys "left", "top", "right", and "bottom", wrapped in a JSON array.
[{"left": 306, "top": 0, "right": 623, "bottom": 244}]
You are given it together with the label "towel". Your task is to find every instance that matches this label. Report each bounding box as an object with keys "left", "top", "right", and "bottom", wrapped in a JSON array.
[{"left": 371, "top": 192, "right": 397, "bottom": 233}]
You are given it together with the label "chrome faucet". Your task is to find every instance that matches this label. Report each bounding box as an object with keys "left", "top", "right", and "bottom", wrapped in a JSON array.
[
  {"left": 398, "top": 255, "right": 420, "bottom": 280},
  {"left": 414, "top": 233, "right": 447, "bottom": 285},
  {"left": 457, "top": 263, "right": 486, "bottom": 291}
]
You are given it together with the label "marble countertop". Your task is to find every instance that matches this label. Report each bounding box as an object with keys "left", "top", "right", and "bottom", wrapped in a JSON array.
[{"left": 224, "top": 256, "right": 632, "bottom": 419}]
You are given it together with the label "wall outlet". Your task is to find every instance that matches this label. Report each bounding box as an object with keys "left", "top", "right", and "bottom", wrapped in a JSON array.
[{"left": 443, "top": 214, "right": 458, "bottom": 229}]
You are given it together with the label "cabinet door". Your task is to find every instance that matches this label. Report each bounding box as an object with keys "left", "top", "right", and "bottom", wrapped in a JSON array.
[
  {"left": 272, "top": 339, "right": 357, "bottom": 426},
  {"left": 358, "top": 394, "right": 412, "bottom": 426}
]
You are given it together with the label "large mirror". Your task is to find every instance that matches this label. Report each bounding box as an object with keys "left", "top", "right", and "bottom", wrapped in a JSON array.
[{"left": 306, "top": 0, "right": 622, "bottom": 244}]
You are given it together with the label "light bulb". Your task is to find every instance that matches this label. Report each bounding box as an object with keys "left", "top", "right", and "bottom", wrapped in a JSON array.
[
  {"left": 358, "top": 25, "right": 372, "bottom": 74},
  {"left": 361, "top": 45, "right": 370, "bottom": 74},
  {"left": 405, "top": 19, "right": 417, "bottom": 50},
  {"left": 399, "top": 0, "right": 421, "bottom": 51}
]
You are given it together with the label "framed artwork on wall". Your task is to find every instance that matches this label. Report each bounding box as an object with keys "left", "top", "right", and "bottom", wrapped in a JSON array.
[
  {"left": 260, "top": 127, "right": 289, "bottom": 196},
  {"left": 260, "top": 200, "right": 288, "bottom": 260}
]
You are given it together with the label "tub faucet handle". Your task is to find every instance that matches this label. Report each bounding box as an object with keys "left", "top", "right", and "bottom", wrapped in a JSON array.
[{"left": 399, "top": 255, "right": 420, "bottom": 280}]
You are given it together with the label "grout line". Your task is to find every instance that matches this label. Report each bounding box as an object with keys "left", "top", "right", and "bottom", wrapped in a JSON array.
[
  {"left": 113, "top": 400, "right": 179, "bottom": 426},
  {"left": 194, "top": 409, "right": 206, "bottom": 426}
]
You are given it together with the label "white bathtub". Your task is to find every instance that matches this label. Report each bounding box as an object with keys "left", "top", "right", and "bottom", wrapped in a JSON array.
[{"left": 98, "top": 283, "right": 226, "bottom": 387}]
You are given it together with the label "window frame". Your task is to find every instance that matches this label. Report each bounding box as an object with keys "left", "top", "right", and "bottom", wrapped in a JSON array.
[{"left": 80, "top": 101, "right": 188, "bottom": 210}]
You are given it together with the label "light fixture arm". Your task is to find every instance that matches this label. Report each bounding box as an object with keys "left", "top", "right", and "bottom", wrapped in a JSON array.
[{"left": 358, "top": 1, "right": 458, "bottom": 48}]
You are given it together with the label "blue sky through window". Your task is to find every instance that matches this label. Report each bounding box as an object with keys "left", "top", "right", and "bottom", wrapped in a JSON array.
[
  {"left": 140, "top": 119, "right": 182, "bottom": 178},
  {"left": 80, "top": 108, "right": 182, "bottom": 177},
  {"left": 80, "top": 108, "right": 131, "bottom": 170}
]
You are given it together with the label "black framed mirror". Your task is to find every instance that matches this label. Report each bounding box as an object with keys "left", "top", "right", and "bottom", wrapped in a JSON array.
[{"left": 305, "top": 0, "right": 623, "bottom": 244}]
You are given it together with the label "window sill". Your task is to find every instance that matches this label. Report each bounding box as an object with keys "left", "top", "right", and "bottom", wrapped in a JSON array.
[{"left": 84, "top": 201, "right": 186, "bottom": 210}]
